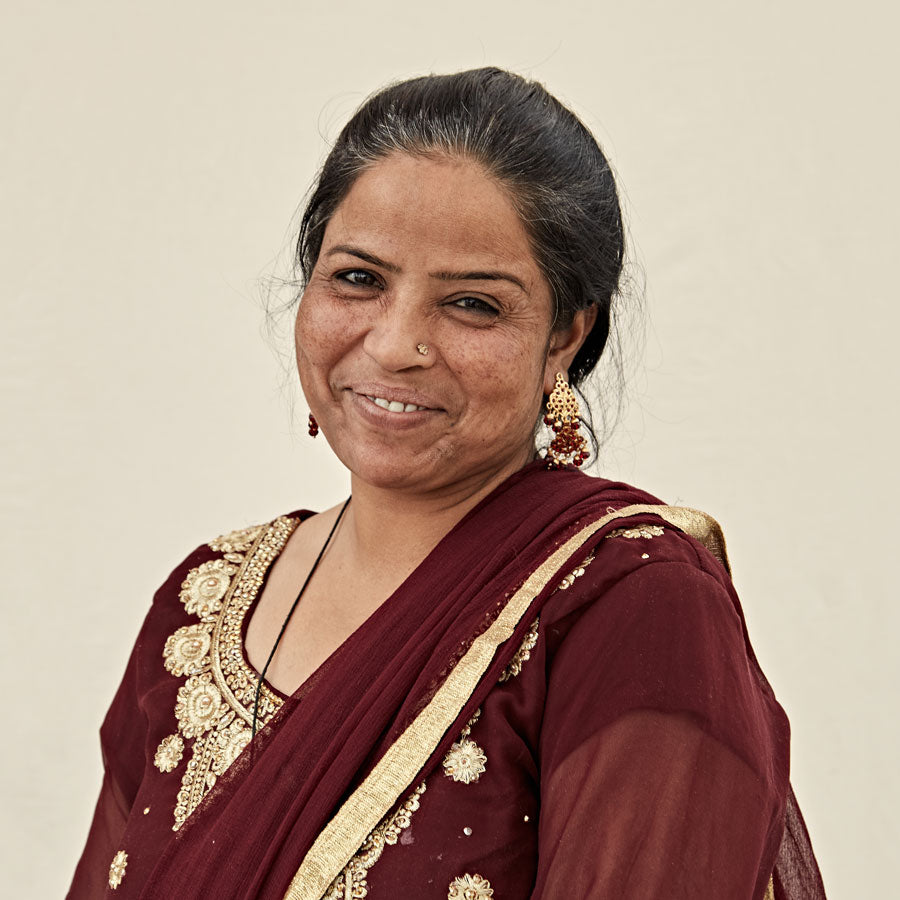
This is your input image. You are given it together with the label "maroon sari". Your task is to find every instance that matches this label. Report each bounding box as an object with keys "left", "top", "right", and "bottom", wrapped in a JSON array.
[{"left": 68, "top": 462, "right": 825, "bottom": 899}]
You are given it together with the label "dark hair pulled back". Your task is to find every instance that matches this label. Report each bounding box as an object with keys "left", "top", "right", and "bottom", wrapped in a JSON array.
[{"left": 295, "top": 67, "right": 625, "bottom": 389}]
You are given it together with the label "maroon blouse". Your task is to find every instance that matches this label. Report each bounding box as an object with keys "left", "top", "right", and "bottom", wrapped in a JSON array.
[{"left": 67, "top": 464, "right": 825, "bottom": 899}]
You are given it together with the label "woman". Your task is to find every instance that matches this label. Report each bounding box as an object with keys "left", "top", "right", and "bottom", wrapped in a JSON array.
[{"left": 68, "top": 69, "right": 825, "bottom": 899}]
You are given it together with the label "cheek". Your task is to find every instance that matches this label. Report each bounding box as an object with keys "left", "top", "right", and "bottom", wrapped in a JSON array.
[
  {"left": 295, "top": 294, "right": 346, "bottom": 368},
  {"left": 451, "top": 329, "right": 546, "bottom": 416}
]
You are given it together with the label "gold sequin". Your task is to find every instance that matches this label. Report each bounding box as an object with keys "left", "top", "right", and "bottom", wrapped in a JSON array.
[
  {"left": 448, "top": 873, "right": 493, "bottom": 899},
  {"left": 325, "top": 784, "right": 426, "bottom": 899},
  {"left": 108, "top": 850, "right": 127, "bottom": 889},
  {"left": 605, "top": 524, "right": 665, "bottom": 540},
  {"left": 154, "top": 734, "right": 184, "bottom": 773},
  {"left": 161, "top": 517, "right": 298, "bottom": 830}
]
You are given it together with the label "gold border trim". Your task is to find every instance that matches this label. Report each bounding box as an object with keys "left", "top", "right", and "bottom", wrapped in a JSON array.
[
  {"left": 282, "top": 503, "right": 727, "bottom": 899},
  {"left": 607, "top": 504, "right": 730, "bottom": 574},
  {"left": 210, "top": 518, "right": 297, "bottom": 725}
]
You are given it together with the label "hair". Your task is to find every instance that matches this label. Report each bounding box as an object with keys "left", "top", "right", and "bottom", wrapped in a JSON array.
[{"left": 294, "top": 67, "right": 626, "bottom": 393}]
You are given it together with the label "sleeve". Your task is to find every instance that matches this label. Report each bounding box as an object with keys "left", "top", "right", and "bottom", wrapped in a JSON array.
[
  {"left": 65, "top": 542, "right": 201, "bottom": 900},
  {"left": 532, "top": 559, "right": 789, "bottom": 900},
  {"left": 66, "top": 624, "right": 149, "bottom": 899}
]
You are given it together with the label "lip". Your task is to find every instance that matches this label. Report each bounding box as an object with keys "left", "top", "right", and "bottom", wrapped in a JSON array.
[
  {"left": 347, "top": 392, "right": 443, "bottom": 430},
  {"left": 348, "top": 382, "right": 444, "bottom": 411}
]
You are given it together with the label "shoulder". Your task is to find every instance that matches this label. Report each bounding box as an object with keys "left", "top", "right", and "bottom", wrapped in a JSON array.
[
  {"left": 545, "top": 479, "right": 736, "bottom": 617},
  {"left": 538, "top": 503, "right": 753, "bottom": 715},
  {"left": 147, "top": 514, "right": 308, "bottom": 620}
]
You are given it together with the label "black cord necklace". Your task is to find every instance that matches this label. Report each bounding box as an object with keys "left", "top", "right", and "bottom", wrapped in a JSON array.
[{"left": 251, "top": 496, "right": 351, "bottom": 738}]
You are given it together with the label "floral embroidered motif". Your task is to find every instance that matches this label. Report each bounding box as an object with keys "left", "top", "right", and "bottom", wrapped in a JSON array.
[
  {"left": 208, "top": 524, "right": 266, "bottom": 555},
  {"left": 161, "top": 517, "right": 297, "bottom": 830},
  {"left": 211, "top": 718, "right": 253, "bottom": 775},
  {"left": 605, "top": 524, "right": 665, "bottom": 540},
  {"left": 443, "top": 709, "right": 486, "bottom": 784},
  {"left": 174, "top": 673, "right": 223, "bottom": 738},
  {"left": 496, "top": 552, "right": 596, "bottom": 685},
  {"left": 325, "top": 783, "right": 427, "bottom": 899},
  {"left": 448, "top": 872, "right": 493, "bottom": 899},
  {"left": 179, "top": 559, "right": 236, "bottom": 617},
  {"left": 499, "top": 617, "right": 539, "bottom": 682},
  {"left": 154, "top": 734, "right": 184, "bottom": 773},
  {"left": 443, "top": 738, "right": 487, "bottom": 784},
  {"left": 556, "top": 550, "right": 596, "bottom": 590},
  {"left": 163, "top": 624, "right": 212, "bottom": 677},
  {"left": 108, "top": 850, "right": 127, "bottom": 889}
]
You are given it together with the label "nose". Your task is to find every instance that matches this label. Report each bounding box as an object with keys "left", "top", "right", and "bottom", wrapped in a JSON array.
[{"left": 362, "top": 302, "right": 435, "bottom": 373}]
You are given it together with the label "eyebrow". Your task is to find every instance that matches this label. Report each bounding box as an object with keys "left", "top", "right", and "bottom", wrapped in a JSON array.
[{"left": 325, "top": 244, "right": 527, "bottom": 293}]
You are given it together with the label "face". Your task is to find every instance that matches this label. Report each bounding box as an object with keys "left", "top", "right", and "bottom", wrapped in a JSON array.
[{"left": 296, "top": 152, "right": 590, "bottom": 497}]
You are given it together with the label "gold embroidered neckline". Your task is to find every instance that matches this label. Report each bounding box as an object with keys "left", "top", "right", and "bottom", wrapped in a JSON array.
[{"left": 156, "top": 516, "right": 300, "bottom": 830}]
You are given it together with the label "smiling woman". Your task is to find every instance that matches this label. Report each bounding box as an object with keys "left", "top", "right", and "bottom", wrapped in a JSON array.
[
  {"left": 295, "top": 152, "right": 581, "bottom": 496},
  {"left": 67, "top": 69, "right": 825, "bottom": 899}
]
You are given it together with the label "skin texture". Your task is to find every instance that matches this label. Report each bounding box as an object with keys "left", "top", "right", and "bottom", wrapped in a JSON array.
[
  {"left": 296, "top": 151, "right": 591, "bottom": 499},
  {"left": 245, "top": 152, "right": 596, "bottom": 694}
]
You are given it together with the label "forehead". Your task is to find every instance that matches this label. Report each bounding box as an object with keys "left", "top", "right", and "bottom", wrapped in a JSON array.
[{"left": 322, "top": 153, "right": 541, "bottom": 276}]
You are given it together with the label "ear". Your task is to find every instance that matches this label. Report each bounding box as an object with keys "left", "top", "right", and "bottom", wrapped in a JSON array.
[{"left": 543, "top": 306, "right": 599, "bottom": 394}]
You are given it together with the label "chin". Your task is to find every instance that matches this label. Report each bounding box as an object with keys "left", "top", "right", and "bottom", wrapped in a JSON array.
[{"left": 331, "top": 442, "right": 445, "bottom": 491}]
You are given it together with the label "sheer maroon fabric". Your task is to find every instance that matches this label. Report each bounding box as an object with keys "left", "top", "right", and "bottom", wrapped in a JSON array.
[{"left": 68, "top": 462, "right": 825, "bottom": 898}]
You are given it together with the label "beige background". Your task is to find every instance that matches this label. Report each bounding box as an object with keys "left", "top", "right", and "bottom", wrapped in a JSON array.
[{"left": 2, "top": 1, "right": 896, "bottom": 896}]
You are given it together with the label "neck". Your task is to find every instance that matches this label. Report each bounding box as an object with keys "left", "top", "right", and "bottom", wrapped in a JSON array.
[{"left": 340, "top": 454, "right": 534, "bottom": 583}]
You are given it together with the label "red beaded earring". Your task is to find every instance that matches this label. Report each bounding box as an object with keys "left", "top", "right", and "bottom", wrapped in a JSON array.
[
  {"left": 543, "top": 373, "right": 588, "bottom": 468},
  {"left": 307, "top": 413, "right": 319, "bottom": 437}
]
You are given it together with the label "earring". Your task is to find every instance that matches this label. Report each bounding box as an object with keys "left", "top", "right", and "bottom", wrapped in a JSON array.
[
  {"left": 544, "top": 373, "right": 588, "bottom": 469},
  {"left": 308, "top": 413, "right": 319, "bottom": 437}
]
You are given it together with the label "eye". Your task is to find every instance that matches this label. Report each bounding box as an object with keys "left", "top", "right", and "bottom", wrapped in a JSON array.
[
  {"left": 452, "top": 296, "right": 499, "bottom": 317},
  {"left": 337, "top": 269, "right": 380, "bottom": 288}
]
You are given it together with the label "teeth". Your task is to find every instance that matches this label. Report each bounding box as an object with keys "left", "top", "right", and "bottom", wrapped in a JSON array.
[{"left": 366, "top": 395, "right": 426, "bottom": 413}]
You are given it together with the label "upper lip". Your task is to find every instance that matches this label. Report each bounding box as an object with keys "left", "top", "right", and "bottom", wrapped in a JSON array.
[{"left": 350, "top": 382, "right": 443, "bottom": 410}]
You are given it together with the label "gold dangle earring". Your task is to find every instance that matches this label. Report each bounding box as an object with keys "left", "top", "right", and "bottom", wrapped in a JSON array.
[
  {"left": 307, "top": 413, "right": 319, "bottom": 437},
  {"left": 543, "top": 372, "right": 588, "bottom": 469}
]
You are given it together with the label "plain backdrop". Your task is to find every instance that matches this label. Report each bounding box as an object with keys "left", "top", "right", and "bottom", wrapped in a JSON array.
[{"left": 2, "top": 1, "right": 897, "bottom": 897}]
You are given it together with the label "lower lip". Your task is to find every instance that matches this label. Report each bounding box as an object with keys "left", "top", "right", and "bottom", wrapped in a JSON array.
[{"left": 348, "top": 392, "right": 441, "bottom": 429}]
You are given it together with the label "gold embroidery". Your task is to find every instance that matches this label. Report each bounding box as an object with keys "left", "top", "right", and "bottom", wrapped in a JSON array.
[
  {"left": 174, "top": 673, "right": 223, "bottom": 738},
  {"left": 764, "top": 876, "right": 775, "bottom": 900},
  {"left": 448, "top": 873, "right": 493, "bottom": 899},
  {"left": 282, "top": 504, "right": 728, "bottom": 900},
  {"left": 163, "top": 624, "right": 213, "bottom": 677},
  {"left": 161, "top": 517, "right": 298, "bottom": 830},
  {"left": 209, "top": 524, "right": 266, "bottom": 555},
  {"left": 458, "top": 707, "right": 480, "bottom": 738},
  {"left": 324, "top": 784, "right": 427, "bottom": 899},
  {"left": 179, "top": 559, "right": 236, "bottom": 617},
  {"left": 154, "top": 734, "right": 184, "bottom": 773},
  {"left": 605, "top": 524, "right": 665, "bottom": 540},
  {"left": 443, "top": 738, "right": 487, "bottom": 784},
  {"left": 498, "top": 617, "right": 539, "bottom": 682},
  {"left": 556, "top": 550, "right": 596, "bottom": 590},
  {"left": 497, "top": 552, "right": 595, "bottom": 684},
  {"left": 108, "top": 850, "right": 127, "bottom": 889}
]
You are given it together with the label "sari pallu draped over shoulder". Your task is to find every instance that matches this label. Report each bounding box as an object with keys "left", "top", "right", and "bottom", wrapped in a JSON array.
[{"left": 135, "top": 462, "right": 824, "bottom": 900}]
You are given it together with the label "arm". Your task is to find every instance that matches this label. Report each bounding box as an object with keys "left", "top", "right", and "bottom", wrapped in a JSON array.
[
  {"left": 533, "top": 560, "right": 788, "bottom": 899},
  {"left": 66, "top": 633, "right": 148, "bottom": 899}
]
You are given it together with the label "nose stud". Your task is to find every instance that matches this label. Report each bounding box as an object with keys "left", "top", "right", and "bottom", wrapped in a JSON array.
[{"left": 416, "top": 343, "right": 430, "bottom": 356}]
